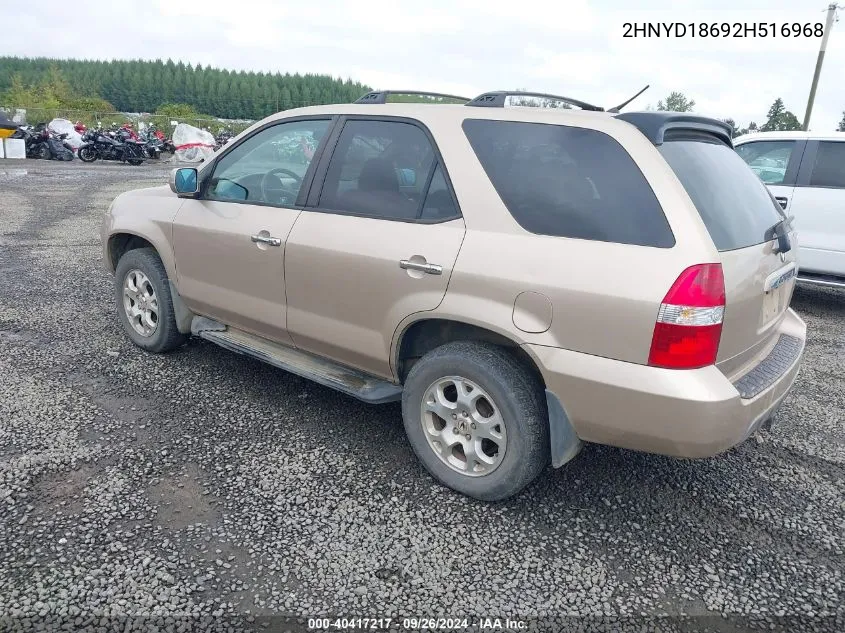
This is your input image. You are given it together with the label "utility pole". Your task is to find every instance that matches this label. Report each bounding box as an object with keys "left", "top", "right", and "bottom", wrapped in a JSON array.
[{"left": 803, "top": 3, "right": 841, "bottom": 130}]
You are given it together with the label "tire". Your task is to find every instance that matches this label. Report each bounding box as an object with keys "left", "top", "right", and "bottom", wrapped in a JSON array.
[
  {"left": 127, "top": 159, "right": 144, "bottom": 166},
  {"left": 401, "top": 341, "right": 549, "bottom": 501},
  {"left": 37, "top": 145, "right": 51, "bottom": 160},
  {"left": 79, "top": 146, "right": 98, "bottom": 162},
  {"left": 114, "top": 248, "right": 187, "bottom": 353}
]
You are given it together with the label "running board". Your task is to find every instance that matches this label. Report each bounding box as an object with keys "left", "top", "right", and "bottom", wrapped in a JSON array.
[
  {"left": 191, "top": 317, "right": 402, "bottom": 404},
  {"left": 797, "top": 273, "right": 845, "bottom": 289}
]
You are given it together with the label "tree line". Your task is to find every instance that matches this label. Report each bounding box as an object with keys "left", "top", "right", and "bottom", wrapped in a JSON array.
[
  {"left": 0, "top": 57, "right": 372, "bottom": 120},
  {"left": 650, "top": 90, "right": 845, "bottom": 134},
  {"left": 3, "top": 58, "right": 844, "bottom": 133}
]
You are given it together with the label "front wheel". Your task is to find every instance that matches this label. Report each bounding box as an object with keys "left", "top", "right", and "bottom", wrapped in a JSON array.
[
  {"left": 37, "top": 145, "right": 51, "bottom": 160},
  {"left": 127, "top": 158, "right": 144, "bottom": 166},
  {"left": 78, "top": 146, "right": 98, "bottom": 162},
  {"left": 401, "top": 341, "right": 550, "bottom": 501},
  {"left": 114, "top": 248, "right": 187, "bottom": 353}
]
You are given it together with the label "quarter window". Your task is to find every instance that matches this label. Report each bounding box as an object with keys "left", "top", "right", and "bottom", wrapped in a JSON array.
[
  {"left": 463, "top": 119, "right": 674, "bottom": 247},
  {"left": 206, "top": 119, "right": 330, "bottom": 206},
  {"left": 420, "top": 165, "right": 458, "bottom": 221},
  {"left": 319, "top": 120, "right": 446, "bottom": 221},
  {"left": 809, "top": 141, "right": 845, "bottom": 188},
  {"left": 735, "top": 141, "right": 797, "bottom": 185}
]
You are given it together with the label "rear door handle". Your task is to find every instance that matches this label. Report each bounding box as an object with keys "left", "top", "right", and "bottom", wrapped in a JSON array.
[
  {"left": 400, "top": 260, "right": 442, "bottom": 275},
  {"left": 774, "top": 196, "right": 789, "bottom": 210},
  {"left": 251, "top": 234, "right": 281, "bottom": 247}
]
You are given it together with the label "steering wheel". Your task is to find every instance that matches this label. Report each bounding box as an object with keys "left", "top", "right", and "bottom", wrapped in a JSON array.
[{"left": 260, "top": 168, "right": 302, "bottom": 204}]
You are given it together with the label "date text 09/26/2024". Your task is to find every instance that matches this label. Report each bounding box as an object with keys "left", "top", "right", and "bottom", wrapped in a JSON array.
[{"left": 623, "top": 22, "right": 824, "bottom": 38}]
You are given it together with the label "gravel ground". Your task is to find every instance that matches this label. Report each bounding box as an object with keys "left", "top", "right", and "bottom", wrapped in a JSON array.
[{"left": 0, "top": 159, "right": 842, "bottom": 633}]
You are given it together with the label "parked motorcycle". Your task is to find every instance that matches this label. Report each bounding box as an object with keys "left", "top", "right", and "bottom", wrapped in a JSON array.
[
  {"left": 213, "top": 130, "right": 234, "bottom": 151},
  {"left": 46, "top": 130, "right": 75, "bottom": 161},
  {"left": 138, "top": 124, "right": 175, "bottom": 159},
  {"left": 11, "top": 124, "right": 73, "bottom": 160},
  {"left": 78, "top": 127, "right": 145, "bottom": 165}
]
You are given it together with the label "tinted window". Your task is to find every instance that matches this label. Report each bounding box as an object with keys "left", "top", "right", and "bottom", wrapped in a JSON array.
[
  {"left": 659, "top": 140, "right": 784, "bottom": 252},
  {"left": 735, "top": 140, "right": 796, "bottom": 184},
  {"left": 319, "top": 120, "right": 436, "bottom": 220},
  {"left": 462, "top": 119, "right": 674, "bottom": 247},
  {"left": 420, "top": 164, "right": 458, "bottom": 220},
  {"left": 809, "top": 141, "right": 845, "bottom": 188},
  {"left": 206, "top": 119, "right": 329, "bottom": 206}
]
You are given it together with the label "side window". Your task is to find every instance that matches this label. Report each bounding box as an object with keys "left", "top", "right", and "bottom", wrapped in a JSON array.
[
  {"left": 319, "top": 120, "right": 436, "bottom": 220},
  {"left": 462, "top": 119, "right": 674, "bottom": 247},
  {"left": 420, "top": 164, "right": 458, "bottom": 220},
  {"left": 735, "top": 141, "right": 797, "bottom": 185},
  {"left": 809, "top": 142, "right": 845, "bottom": 188},
  {"left": 206, "top": 119, "right": 330, "bottom": 206}
]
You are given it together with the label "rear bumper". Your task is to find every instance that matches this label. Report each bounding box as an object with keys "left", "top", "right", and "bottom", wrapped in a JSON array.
[{"left": 528, "top": 308, "right": 806, "bottom": 458}]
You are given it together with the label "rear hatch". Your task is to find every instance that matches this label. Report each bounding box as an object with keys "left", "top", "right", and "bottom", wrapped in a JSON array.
[{"left": 658, "top": 136, "right": 797, "bottom": 377}]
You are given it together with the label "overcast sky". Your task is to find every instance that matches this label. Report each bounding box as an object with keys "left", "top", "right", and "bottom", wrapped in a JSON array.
[{"left": 3, "top": 0, "right": 844, "bottom": 129}]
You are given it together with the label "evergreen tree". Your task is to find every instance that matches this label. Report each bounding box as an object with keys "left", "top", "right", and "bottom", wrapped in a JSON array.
[
  {"left": 656, "top": 91, "right": 695, "bottom": 112},
  {"left": 0, "top": 56, "right": 372, "bottom": 120},
  {"left": 761, "top": 98, "right": 802, "bottom": 132},
  {"left": 837, "top": 111, "right": 845, "bottom": 132}
]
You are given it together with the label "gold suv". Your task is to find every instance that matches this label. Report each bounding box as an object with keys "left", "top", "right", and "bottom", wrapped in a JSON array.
[{"left": 102, "top": 90, "right": 806, "bottom": 500}]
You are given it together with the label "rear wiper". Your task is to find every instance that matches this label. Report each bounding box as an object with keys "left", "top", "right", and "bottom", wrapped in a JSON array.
[{"left": 765, "top": 215, "right": 795, "bottom": 254}]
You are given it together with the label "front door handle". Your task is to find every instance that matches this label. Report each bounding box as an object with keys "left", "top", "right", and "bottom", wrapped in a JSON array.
[
  {"left": 774, "top": 196, "right": 788, "bottom": 210},
  {"left": 400, "top": 259, "right": 442, "bottom": 275},
  {"left": 251, "top": 234, "right": 281, "bottom": 247}
]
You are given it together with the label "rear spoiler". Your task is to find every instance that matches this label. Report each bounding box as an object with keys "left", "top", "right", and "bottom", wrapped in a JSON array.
[{"left": 614, "top": 112, "right": 733, "bottom": 148}]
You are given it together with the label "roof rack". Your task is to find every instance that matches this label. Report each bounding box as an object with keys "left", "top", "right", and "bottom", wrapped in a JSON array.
[
  {"left": 465, "top": 91, "right": 604, "bottom": 111},
  {"left": 354, "top": 90, "right": 470, "bottom": 104}
]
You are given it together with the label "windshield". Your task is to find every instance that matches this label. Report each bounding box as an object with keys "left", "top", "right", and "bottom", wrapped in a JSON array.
[{"left": 658, "top": 140, "right": 784, "bottom": 252}]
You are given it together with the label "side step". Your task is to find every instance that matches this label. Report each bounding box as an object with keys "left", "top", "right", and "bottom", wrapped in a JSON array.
[
  {"left": 797, "top": 272, "right": 845, "bottom": 289},
  {"left": 191, "top": 317, "right": 403, "bottom": 404}
]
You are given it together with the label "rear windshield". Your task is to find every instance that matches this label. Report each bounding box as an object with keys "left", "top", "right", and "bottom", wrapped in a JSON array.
[
  {"left": 462, "top": 119, "right": 675, "bottom": 247},
  {"left": 658, "top": 140, "right": 784, "bottom": 251}
]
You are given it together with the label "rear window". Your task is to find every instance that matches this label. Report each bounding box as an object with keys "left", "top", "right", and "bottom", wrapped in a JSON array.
[
  {"left": 462, "top": 119, "right": 675, "bottom": 247},
  {"left": 659, "top": 140, "right": 784, "bottom": 252}
]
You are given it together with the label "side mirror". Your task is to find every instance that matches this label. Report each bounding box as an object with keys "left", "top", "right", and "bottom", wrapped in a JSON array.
[{"left": 170, "top": 167, "right": 198, "bottom": 197}]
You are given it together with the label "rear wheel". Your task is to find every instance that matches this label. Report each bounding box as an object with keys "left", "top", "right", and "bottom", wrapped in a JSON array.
[
  {"left": 401, "top": 341, "right": 549, "bottom": 501},
  {"left": 37, "top": 145, "right": 51, "bottom": 160},
  {"left": 127, "top": 158, "right": 144, "bottom": 166},
  {"left": 78, "top": 146, "right": 98, "bottom": 162}
]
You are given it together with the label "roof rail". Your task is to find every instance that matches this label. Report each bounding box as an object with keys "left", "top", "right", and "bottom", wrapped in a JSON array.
[
  {"left": 354, "top": 90, "right": 470, "bottom": 104},
  {"left": 465, "top": 91, "right": 604, "bottom": 111}
]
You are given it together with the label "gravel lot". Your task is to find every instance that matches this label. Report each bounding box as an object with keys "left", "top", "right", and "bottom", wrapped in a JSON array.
[{"left": 0, "top": 159, "right": 842, "bottom": 633}]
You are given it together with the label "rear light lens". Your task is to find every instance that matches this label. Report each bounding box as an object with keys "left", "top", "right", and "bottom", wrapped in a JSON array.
[{"left": 648, "top": 264, "right": 725, "bottom": 369}]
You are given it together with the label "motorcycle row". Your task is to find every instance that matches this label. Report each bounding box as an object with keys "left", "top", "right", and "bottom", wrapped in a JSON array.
[{"left": 10, "top": 122, "right": 176, "bottom": 165}]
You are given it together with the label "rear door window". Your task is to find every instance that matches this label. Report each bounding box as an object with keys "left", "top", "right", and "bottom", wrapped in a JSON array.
[
  {"left": 659, "top": 139, "right": 784, "bottom": 252},
  {"left": 462, "top": 119, "right": 674, "bottom": 247},
  {"left": 809, "top": 141, "right": 845, "bottom": 188},
  {"left": 735, "top": 140, "right": 797, "bottom": 185},
  {"left": 318, "top": 119, "right": 439, "bottom": 220}
]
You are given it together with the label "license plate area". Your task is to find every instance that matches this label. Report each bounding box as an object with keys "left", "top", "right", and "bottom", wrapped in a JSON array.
[{"left": 761, "top": 263, "right": 797, "bottom": 326}]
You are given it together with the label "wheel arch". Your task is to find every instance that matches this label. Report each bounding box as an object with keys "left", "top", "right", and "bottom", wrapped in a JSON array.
[
  {"left": 106, "top": 228, "right": 177, "bottom": 281},
  {"left": 109, "top": 231, "right": 195, "bottom": 335},
  {"left": 107, "top": 233, "right": 155, "bottom": 271},
  {"left": 393, "top": 316, "right": 545, "bottom": 388}
]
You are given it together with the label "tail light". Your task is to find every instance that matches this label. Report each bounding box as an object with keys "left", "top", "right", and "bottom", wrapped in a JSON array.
[{"left": 648, "top": 263, "right": 725, "bottom": 369}]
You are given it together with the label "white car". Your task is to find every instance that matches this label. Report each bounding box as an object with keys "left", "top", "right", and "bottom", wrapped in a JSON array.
[{"left": 734, "top": 131, "right": 845, "bottom": 288}]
